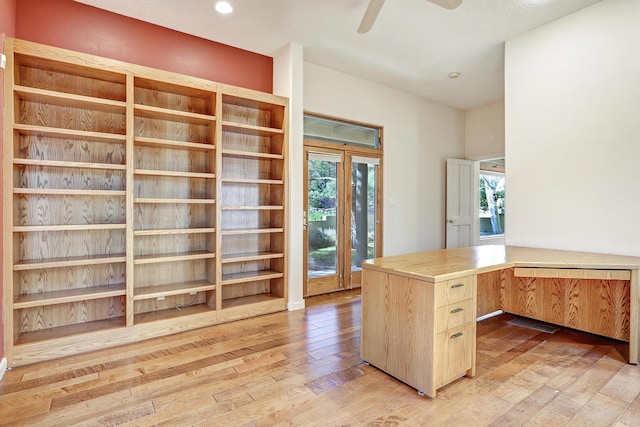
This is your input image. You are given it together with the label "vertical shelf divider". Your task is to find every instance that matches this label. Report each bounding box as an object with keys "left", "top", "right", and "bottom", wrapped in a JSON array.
[
  {"left": 125, "top": 73, "right": 136, "bottom": 327},
  {"left": 214, "top": 91, "right": 224, "bottom": 312}
]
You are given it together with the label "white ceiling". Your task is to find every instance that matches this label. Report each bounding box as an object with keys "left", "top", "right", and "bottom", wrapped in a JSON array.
[{"left": 75, "top": 0, "right": 601, "bottom": 110}]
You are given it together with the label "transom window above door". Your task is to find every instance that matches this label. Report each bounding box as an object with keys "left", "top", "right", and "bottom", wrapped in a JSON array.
[{"left": 303, "top": 115, "right": 380, "bottom": 149}]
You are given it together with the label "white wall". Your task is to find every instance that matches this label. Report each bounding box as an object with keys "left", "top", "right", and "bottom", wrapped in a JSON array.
[
  {"left": 304, "top": 62, "right": 465, "bottom": 256},
  {"left": 465, "top": 101, "right": 505, "bottom": 160},
  {"left": 505, "top": 0, "right": 640, "bottom": 256},
  {"left": 273, "top": 43, "right": 306, "bottom": 310},
  {"left": 465, "top": 101, "right": 506, "bottom": 246}
]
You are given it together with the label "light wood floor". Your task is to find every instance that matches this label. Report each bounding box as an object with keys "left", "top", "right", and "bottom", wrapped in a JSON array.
[{"left": 1, "top": 290, "right": 640, "bottom": 426}]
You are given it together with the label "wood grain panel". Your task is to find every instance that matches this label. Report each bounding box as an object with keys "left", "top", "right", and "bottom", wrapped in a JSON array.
[
  {"left": 134, "top": 116, "right": 211, "bottom": 144},
  {"left": 14, "top": 194, "right": 126, "bottom": 226},
  {"left": 505, "top": 275, "right": 630, "bottom": 341},
  {"left": 134, "top": 293, "right": 208, "bottom": 315},
  {"left": 435, "top": 276, "right": 474, "bottom": 306},
  {"left": 514, "top": 267, "right": 631, "bottom": 281},
  {"left": 221, "top": 280, "right": 271, "bottom": 301},
  {"left": 134, "top": 80, "right": 214, "bottom": 116},
  {"left": 221, "top": 156, "right": 282, "bottom": 181},
  {"left": 14, "top": 229, "right": 126, "bottom": 262},
  {"left": 434, "top": 322, "right": 474, "bottom": 389},
  {"left": 477, "top": 269, "right": 504, "bottom": 317},
  {"left": 435, "top": 298, "right": 474, "bottom": 333},
  {"left": 16, "top": 297, "right": 126, "bottom": 333},
  {"left": 221, "top": 131, "right": 283, "bottom": 156},
  {"left": 222, "top": 102, "right": 275, "bottom": 128},
  {"left": 134, "top": 203, "right": 215, "bottom": 230},
  {"left": 134, "top": 259, "right": 210, "bottom": 288},
  {"left": 134, "top": 234, "right": 210, "bottom": 259},
  {"left": 16, "top": 133, "right": 126, "bottom": 165},
  {"left": 15, "top": 164, "right": 125, "bottom": 191},
  {"left": 134, "top": 145, "right": 212, "bottom": 174},
  {"left": 17, "top": 58, "right": 127, "bottom": 101},
  {"left": 16, "top": 263, "right": 126, "bottom": 296},
  {"left": 220, "top": 181, "right": 283, "bottom": 207},
  {"left": 361, "top": 269, "right": 436, "bottom": 395},
  {"left": 18, "top": 99, "right": 126, "bottom": 135}
]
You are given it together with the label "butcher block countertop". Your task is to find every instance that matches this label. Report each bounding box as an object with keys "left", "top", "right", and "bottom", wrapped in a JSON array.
[{"left": 362, "top": 245, "right": 640, "bottom": 282}]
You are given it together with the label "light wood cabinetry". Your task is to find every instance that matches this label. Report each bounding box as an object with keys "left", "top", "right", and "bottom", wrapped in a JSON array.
[
  {"left": 505, "top": 267, "right": 630, "bottom": 341},
  {"left": 218, "top": 93, "right": 287, "bottom": 319},
  {"left": 362, "top": 246, "right": 640, "bottom": 397},
  {"left": 361, "top": 269, "right": 476, "bottom": 398},
  {"left": 2, "top": 38, "right": 288, "bottom": 366}
]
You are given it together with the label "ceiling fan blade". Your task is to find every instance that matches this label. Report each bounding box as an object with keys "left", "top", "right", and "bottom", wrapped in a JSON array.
[
  {"left": 427, "top": 0, "right": 462, "bottom": 10},
  {"left": 358, "top": 0, "right": 386, "bottom": 34}
]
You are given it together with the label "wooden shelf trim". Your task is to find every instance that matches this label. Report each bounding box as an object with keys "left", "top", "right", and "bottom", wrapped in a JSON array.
[
  {"left": 14, "top": 85, "right": 127, "bottom": 113},
  {"left": 14, "top": 124, "right": 126, "bottom": 143},
  {"left": 221, "top": 228, "right": 284, "bottom": 236},
  {"left": 221, "top": 251, "right": 284, "bottom": 264},
  {"left": 14, "top": 224, "right": 126, "bottom": 232},
  {"left": 221, "top": 121, "right": 284, "bottom": 136},
  {"left": 14, "top": 188, "right": 126, "bottom": 196},
  {"left": 14, "top": 253, "right": 126, "bottom": 271},
  {"left": 134, "top": 169, "right": 216, "bottom": 179},
  {"left": 134, "top": 136, "right": 215, "bottom": 151},
  {"left": 134, "top": 198, "right": 216, "bottom": 204},
  {"left": 13, "top": 283, "right": 127, "bottom": 309},
  {"left": 14, "top": 158, "right": 126, "bottom": 171},
  {"left": 134, "top": 251, "right": 216, "bottom": 265},
  {"left": 135, "top": 104, "right": 215, "bottom": 125},
  {"left": 221, "top": 270, "right": 284, "bottom": 285},
  {"left": 133, "top": 280, "right": 216, "bottom": 300},
  {"left": 221, "top": 178, "right": 284, "bottom": 185},
  {"left": 513, "top": 267, "right": 632, "bottom": 281},
  {"left": 221, "top": 205, "right": 284, "bottom": 211},
  {"left": 221, "top": 149, "right": 284, "bottom": 160},
  {"left": 134, "top": 228, "right": 215, "bottom": 236}
]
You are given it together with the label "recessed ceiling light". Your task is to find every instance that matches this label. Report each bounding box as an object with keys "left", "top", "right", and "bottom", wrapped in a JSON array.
[
  {"left": 448, "top": 72, "right": 461, "bottom": 79},
  {"left": 214, "top": 1, "right": 233, "bottom": 14}
]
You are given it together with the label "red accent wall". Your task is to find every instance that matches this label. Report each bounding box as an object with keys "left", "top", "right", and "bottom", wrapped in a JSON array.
[
  {"left": 0, "top": 0, "right": 17, "bottom": 361},
  {"left": 16, "top": 0, "right": 273, "bottom": 92},
  {"left": 1, "top": 0, "right": 274, "bottom": 364}
]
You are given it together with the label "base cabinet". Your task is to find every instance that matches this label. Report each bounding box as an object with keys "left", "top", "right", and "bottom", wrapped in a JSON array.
[{"left": 361, "top": 268, "right": 476, "bottom": 398}]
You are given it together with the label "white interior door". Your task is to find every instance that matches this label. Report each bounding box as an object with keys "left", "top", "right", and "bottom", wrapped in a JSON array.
[{"left": 446, "top": 158, "right": 477, "bottom": 248}]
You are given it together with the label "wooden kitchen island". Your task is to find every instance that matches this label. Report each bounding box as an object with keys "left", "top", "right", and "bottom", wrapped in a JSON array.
[{"left": 360, "top": 245, "right": 640, "bottom": 398}]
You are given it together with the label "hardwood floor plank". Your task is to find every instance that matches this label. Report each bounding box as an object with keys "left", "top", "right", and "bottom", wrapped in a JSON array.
[
  {"left": 567, "top": 392, "right": 629, "bottom": 426},
  {"left": 1, "top": 291, "right": 639, "bottom": 427}
]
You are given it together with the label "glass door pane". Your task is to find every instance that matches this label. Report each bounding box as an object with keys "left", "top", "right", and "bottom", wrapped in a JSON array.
[
  {"left": 308, "top": 157, "right": 339, "bottom": 278},
  {"left": 349, "top": 157, "right": 379, "bottom": 289},
  {"left": 304, "top": 148, "right": 344, "bottom": 296}
]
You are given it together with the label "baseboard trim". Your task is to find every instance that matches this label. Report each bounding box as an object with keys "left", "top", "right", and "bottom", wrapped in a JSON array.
[
  {"left": 0, "top": 358, "right": 7, "bottom": 383},
  {"left": 287, "top": 300, "right": 305, "bottom": 311},
  {"left": 477, "top": 310, "right": 503, "bottom": 322}
]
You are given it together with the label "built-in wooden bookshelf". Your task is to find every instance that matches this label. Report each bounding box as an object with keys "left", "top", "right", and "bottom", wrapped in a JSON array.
[{"left": 2, "top": 38, "right": 288, "bottom": 366}]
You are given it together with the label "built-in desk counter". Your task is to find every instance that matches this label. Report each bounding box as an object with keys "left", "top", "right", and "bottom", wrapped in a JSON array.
[{"left": 361, "top": 245, "right": 640, "bottom": 397}]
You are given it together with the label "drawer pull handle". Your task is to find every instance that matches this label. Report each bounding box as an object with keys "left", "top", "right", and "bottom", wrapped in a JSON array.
[
  {"left": 451, "top": 283, "right": 464, "bottom": 289},
  {"left": 451, "top": 332, "right": 463, "bottom": 339},
  {"left": 450, "top": 308, "right": 464, "bottom": 314}
]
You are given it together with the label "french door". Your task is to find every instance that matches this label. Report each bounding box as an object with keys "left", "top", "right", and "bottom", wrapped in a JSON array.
[{"left": 303, "top": 143, "right": 382, "bottom": 296}]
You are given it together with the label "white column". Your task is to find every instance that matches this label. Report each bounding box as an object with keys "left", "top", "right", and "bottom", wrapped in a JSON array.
[{"left": 273, "top": 43, "right": 305, "bottom": 311}]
